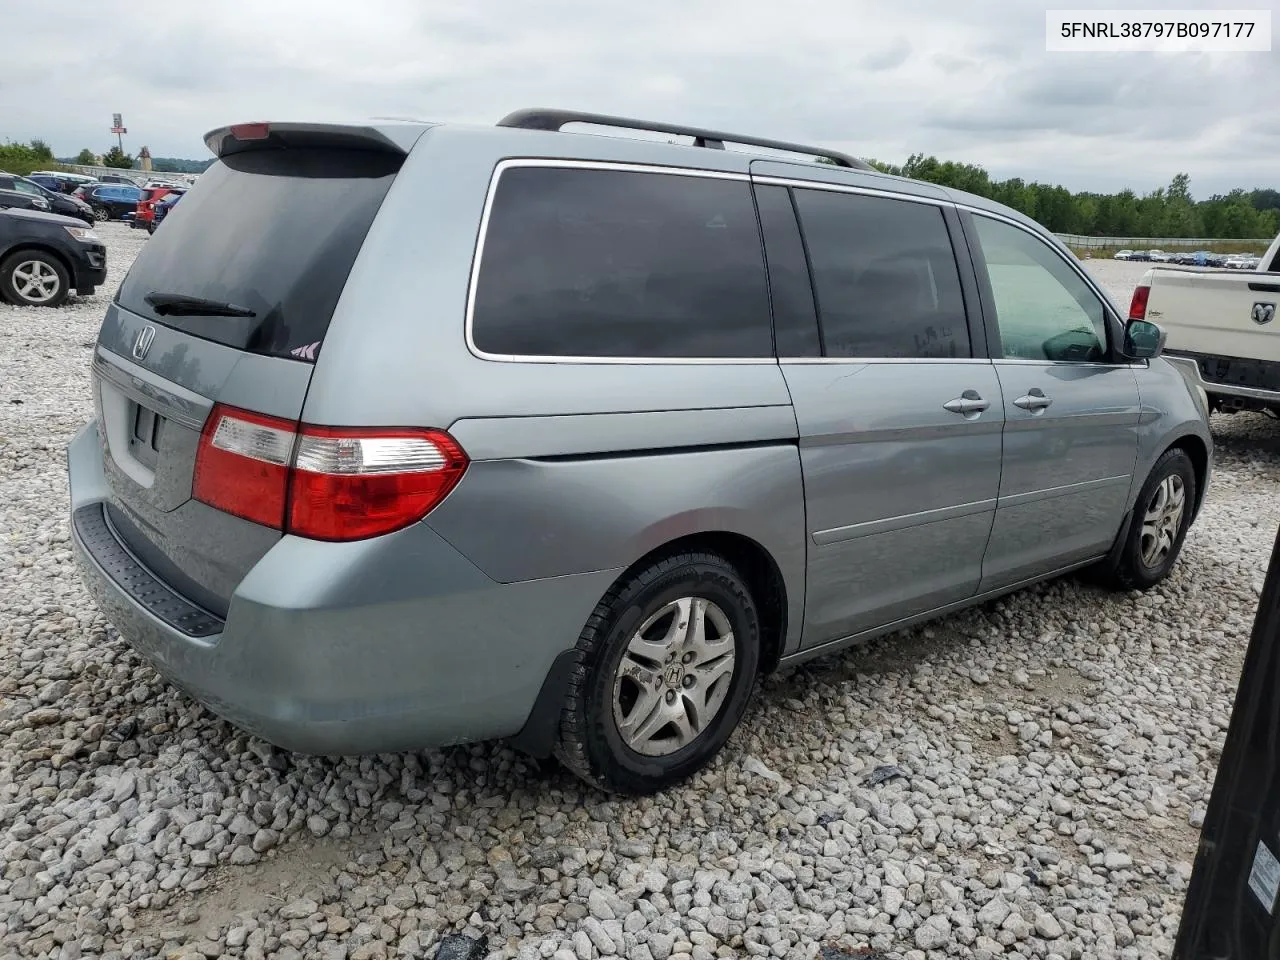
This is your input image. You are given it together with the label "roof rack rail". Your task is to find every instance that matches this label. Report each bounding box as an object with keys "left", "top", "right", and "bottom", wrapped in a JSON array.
[{"left": 496, "top": 108, "right": 874, "bottom": 171}]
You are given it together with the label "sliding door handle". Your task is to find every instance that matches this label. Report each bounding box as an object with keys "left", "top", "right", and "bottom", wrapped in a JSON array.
[
  {"left": 943, "top": 390, "right": 990, "bottom": 419},
  {"left": 1013, "top": 388, "right": 1053, "bottom": 412}
]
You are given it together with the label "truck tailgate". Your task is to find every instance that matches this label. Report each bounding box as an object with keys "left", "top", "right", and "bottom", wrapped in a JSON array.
[{"left": 1146, "top": 268, "right": 1280, "bottom": 361}]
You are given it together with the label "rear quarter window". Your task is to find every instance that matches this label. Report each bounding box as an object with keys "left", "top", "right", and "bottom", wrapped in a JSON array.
[{"left": 471, "top": 165, "right": 773, "bottom": 359}]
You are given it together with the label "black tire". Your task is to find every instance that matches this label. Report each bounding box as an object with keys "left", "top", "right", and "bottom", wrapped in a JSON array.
[
  {"left": 93, "top": 206, "right": 108, "bottom": 222},
  {"left": 555, "top": 551, "right": 761, "bottom": 795},
  {"left": 0, "top": 251, "right": 71, "bottom": 308},
  {"left": 1100, "top": 448, "right": 1197, "bottom": 591}
]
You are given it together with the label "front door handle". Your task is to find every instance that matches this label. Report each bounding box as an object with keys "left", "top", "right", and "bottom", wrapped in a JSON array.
[
  {"left": 943, "top": 390, "right": 991, "bottom": 420},
  {"left": 1013, "top": 388, "right": 1053, "bottom": 413}
]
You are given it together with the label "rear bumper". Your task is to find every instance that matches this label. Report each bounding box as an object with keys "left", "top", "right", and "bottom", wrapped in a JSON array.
[
  {"left": 67, "top": 421, "right": 617, "bottom": 755},
  {"left": 1166, "top": 350, "right": 1280, "bottom": 404}
]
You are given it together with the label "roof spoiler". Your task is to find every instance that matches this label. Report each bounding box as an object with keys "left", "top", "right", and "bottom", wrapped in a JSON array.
[
  {"left": 203, "top": 122, "right": 420, "bottom": 159},
  {"left": 497, "top": 108, "right": 874, "bottom": 171}
]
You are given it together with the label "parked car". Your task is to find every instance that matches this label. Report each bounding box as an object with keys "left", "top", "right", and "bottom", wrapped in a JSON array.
[
  {"left": 98, "top": 173, "right": 140, "bottom": 186},
  {"left": 1148, "top": 249, "right": 1172, "bottom": 262},
  {"left": 1224, "top": 253, "right": 1262, "bottom": 270},
  {"left": 1114, "top": 249, "right": 1136, "bottom": 260},
  {"left": 10, "top": 175, "right": 95, "bottom": 224},
  {"left": 27, "top": 173, "right": 84, "bottom": 194},
  {"left": 0, "top": 189, "right": 48, "bottom": 213},
  {"left": 1133, "top": 231, "right": 1280, "bottom": 416},
  {"left": 0, "top": 207, "right": 105, "bottom": 307},
  {"left": 0, "top": 176, "right": 50, "bottom": 214},
  {"left": 30, "top": 170, "right": 97, "bottom": 188},
  {"left": 76, "top": 183, "right": 143, "bottom": 221},
  {"left": 133, "top": 184, "right": 186, "bottom": 231},
  {"left": 66, "top": 111, "right": 1213, "bottom": 795},
  {"left": 147, "top": 191, "right": 182, "bottom": 233}
]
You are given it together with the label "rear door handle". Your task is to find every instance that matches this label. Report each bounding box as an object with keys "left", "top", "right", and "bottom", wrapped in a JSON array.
[
  {"left": 1013, "top": 388, "right": 1053, "bottom": 413},
  {"left": 943, "top": 390, "right": 991, "bottom": 419}
]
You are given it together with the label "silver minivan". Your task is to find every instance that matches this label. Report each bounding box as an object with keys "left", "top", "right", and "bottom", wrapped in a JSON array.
[{"left": 68, "top": 110, "right": 1213, "bottom": 794}]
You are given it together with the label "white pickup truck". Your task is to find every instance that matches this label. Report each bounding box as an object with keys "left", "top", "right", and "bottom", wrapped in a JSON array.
[{"left": 1131, "top": 232, "right": 1280, "bottom": 415}]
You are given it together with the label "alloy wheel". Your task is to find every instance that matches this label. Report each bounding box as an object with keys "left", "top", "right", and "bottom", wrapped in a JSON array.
[
  {"left": 1140, "top": 474, "right": 1186, "bottom": 567},
  {"left": 10, "top": 260, "right": 61, "bottom": 304},
  {"left": 612, "top": 596, "right": 737, "bottom": 757}
]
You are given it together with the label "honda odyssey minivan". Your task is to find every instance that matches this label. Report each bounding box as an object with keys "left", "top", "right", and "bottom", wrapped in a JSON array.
[{"left": 68, "top": 110, "right": 1212, "bottom": 794}]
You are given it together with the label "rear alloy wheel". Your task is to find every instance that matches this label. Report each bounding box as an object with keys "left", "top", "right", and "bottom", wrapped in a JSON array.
[
  {"left": 555, "top": 551, "right": 760, "bottom": 795},
  {"left": 1100, "top": 447, "right": 1197, "bottom": 591},
  {"left": 93, "top": 207, "right": 108, "bottom": 222},
  {"left": 0, "top": 252, "right": 70, "bottom": 307}
]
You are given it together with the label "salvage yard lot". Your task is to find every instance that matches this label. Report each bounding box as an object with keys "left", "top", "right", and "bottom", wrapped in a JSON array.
[{"left": 1, "top": 225, "right": 1276, "bottom": 959}]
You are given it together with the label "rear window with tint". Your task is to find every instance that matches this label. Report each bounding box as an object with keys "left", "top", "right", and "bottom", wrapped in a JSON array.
[
  {"left": 116, "top": 148, "right": 399, "bottom": 360},
  {"left": 471, "top": 166, "right": 773, "bottom": 359}
]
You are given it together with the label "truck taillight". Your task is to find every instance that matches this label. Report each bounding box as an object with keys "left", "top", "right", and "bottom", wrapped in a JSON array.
[
  {"left": 192, "top": 405, "right": 468, "bottom": 541},
  {"left": 1129, "top": 285, "right": 1150, "bottom": 321}
]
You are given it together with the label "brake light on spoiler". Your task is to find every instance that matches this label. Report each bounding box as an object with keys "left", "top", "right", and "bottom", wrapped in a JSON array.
[
  {"left": 229, "top": 122, "right": 271, "bottom": 141},
  {"left": 193, "top": 405, "right": 468, "bottom": 541}
]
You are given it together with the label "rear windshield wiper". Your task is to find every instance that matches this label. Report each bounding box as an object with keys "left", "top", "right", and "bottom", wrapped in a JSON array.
[{"left": 144, "top": 292, "right": 257, "bottom": 318}]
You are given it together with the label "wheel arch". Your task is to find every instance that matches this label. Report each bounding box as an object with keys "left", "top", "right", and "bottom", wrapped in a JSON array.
[
  {"left": 508, "top": 528, "right": 792, "bottom": 760},
  {"left": 1162, "top": 431, "right": 1210, "bottom": 520}
]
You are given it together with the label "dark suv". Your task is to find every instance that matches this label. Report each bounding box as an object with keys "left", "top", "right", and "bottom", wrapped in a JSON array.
[
  {"left": 76, "top": 183, "right": 143, "bottom": 221},
  {"left": 0, "top": 208, "right": 107, "bottom": 307}
]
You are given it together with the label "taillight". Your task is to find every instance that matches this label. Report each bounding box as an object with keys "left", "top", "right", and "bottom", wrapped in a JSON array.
[
  {"left": 1129, "top": 285, "right": 1150, "bottom": 321},
  {"left": 192, "top": 405, "right": 468, "bottom": 541},
  {"left": 193, "top": 406, "right": 295, "bottom": 528}
]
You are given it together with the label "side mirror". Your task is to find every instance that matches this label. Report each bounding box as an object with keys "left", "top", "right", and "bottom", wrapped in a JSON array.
[{"left": 1122, "top": 319, "right": 1166, "bottom": 360}]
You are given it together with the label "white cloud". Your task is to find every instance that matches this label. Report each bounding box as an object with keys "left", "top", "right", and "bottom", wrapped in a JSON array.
[{"left": 1, "top": 0, "right": 1274, "bottom": 197}]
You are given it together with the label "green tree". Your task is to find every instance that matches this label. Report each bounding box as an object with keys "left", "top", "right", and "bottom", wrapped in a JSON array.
[
  {"left": 0, "top": 140, "right": 58, "bottom": 176},
  {"left": 75, "top": 148, "right": 96, "bottom": 165},
  {"left": 102, "top": 145, "right": 134, "bottom": 169}
]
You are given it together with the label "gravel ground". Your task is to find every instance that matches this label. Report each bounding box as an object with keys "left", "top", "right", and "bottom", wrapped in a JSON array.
[{"left": 2, "top": 232, "right": 1277, "bottom": 960}]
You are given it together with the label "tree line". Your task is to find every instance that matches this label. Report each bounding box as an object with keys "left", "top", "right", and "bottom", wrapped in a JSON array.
[
  {"left": 858, "top": 154, "right": 1280, "bottom": 240},
  {"left": 0, "top": 139, "right": 215, "bottom": 175}
]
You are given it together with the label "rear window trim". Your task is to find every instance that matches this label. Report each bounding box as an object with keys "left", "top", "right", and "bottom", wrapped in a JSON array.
[{"left": 465, "top": 158, "right": 777, "bottom": 366}]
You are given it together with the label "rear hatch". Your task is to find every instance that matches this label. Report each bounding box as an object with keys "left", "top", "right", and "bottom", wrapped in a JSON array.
[{"left": 91, "top": 124, "right": 417, "bottom": 617}]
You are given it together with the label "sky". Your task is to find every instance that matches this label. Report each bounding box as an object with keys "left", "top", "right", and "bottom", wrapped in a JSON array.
[{"left": 3, "top": 0, "right": 1276, "bottom": 199}]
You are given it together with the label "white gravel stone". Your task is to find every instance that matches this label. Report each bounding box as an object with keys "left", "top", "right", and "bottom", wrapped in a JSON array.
[{"left": 0, "top": 240, "right": 1269, "bottom": 958}]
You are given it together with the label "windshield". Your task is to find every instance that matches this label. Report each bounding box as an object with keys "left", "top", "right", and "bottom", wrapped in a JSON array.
[{"left": 115, "top": 147, "right": 399, "bottom": 360}]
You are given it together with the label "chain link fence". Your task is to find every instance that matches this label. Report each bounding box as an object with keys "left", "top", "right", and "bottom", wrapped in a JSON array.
[{"left": 1055, "top": 233, "right": 1272, "bottom": 250}]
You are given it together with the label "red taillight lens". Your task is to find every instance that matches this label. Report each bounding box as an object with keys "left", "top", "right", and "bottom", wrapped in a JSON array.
[
  {"left": 1129, "top": 285, "right": 1150, "bottom": 321},
  {"left": 193, "top": 405, "right": 296, "bottom": 528},
  {"left": 288, "top": 428, "right": 468, "bottom": 541},
  {"left": 230, "top": 122, "right": 270, "bottom": 141},
  {"left": 192, "top": 405, "right": 468, "bottom": 541}
]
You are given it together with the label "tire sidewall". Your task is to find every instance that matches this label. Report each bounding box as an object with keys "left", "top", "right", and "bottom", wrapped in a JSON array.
[
  {"left": 1125, "top": 450, "right": 1196, "bottom": 588},
  {"left": 582, "top": 560, "right": 759, "bottom": 790},
  {"left": 2, "top": 253, "right": 69, "bottom": 308}
]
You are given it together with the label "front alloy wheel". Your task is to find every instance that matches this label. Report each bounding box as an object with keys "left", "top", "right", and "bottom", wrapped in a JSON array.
[
  {"left": 0, "top": 252, "right": 69, "bottom": 307},
  {"left": 1140, "top": 474, "right": 1186, "bottom": 568}
]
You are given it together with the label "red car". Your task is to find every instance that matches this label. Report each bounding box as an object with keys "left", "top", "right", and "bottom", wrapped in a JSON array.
[{"left": 133, "top": 184, "right": 187, "bottom": 231}]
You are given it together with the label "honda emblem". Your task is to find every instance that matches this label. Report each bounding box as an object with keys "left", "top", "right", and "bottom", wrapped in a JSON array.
[
  {"left": 131, "top": 325, "right": 156, "bottom": 360},
  {"left": 1253, "top": 302, "right": 1276, "bottom": 326}
]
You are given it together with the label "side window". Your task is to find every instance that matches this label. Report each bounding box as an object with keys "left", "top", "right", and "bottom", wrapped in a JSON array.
[
  {"left": 792, "top": 189, "right": 970, "bottom": 359},
  {"left": 972, "top": 215, "right": 1109, "bottom": 363},
  {"left": 754, "top": 185, "right": 821, "bottom": 357},
  {"left": 0, "top": 176, "right": 14, "bottom": 190},
  {"left": 471, "top": 166, "right": 772, "bottom": 359},
  {"left": 14, "top": 180, "right": 41, "bottom": 196}
]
